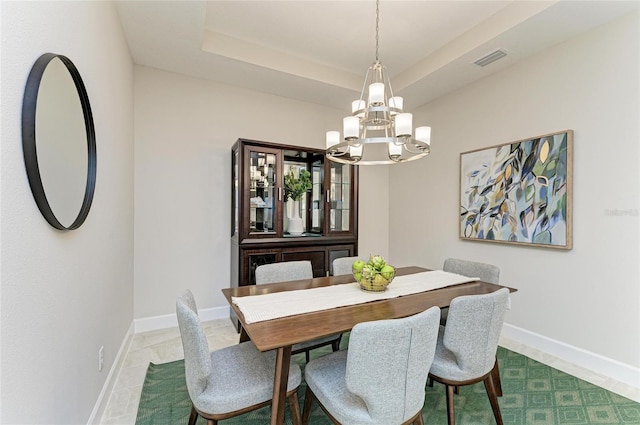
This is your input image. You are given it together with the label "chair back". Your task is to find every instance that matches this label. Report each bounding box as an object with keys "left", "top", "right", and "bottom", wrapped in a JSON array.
[
  {"left": 254, "top": 260, "right": 313, "bottom": 284},
  {"left": 443, "top": 258, "right": 500, "bottom": 283},
  {"left": 176, "top": 290, "right": 212, "bottom": 401},
  {"left": 443, "top": 288, "right": 509, "bottom": 378},
  {"left": 331, "top": 256, "right": 366, "bottom": 276},
  {"left": 345, "top": 306, "right": 441, "bottom": 423}
]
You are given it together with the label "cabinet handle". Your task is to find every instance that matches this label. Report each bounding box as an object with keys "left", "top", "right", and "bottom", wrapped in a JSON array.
[
  {"left": 278, "top": 187, "right": 282, "bottom": 201},
  {"left": 326, "top": 189, "right": 330, "bottom": 203}
]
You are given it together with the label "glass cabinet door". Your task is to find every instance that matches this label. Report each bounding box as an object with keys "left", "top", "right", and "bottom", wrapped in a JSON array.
[
  {"left": 311, "top": 159, "right": 324, "bottom": 233},
  {"left": 282, "top": 156, "right": 325, "bottom": 236},
  {"left": 247, "top": 148, "right": 278, "bottom": 235},
  {"left": 328, "top": 162, "right": 351, "bottom": 233},
  {"left": 283, "top": 161, "right": 307, "bottom": 235}
]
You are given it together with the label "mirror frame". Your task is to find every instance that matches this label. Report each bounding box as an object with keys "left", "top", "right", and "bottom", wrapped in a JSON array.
[{"left": 22, "top": 53, "right": 97, "bottom": 231}]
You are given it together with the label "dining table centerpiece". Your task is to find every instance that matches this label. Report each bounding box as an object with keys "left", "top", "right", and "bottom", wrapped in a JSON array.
[{"left": 353, "top": 255, "right": 396, "bottom": 292}]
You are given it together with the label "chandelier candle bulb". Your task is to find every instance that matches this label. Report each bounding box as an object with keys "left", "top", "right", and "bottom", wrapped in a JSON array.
[
  {"left": 389, "top": 96, "right": 403, "bottom": 115},
  {"left": 396, "top": 113, "right": 413, "bottom": 137},
  {"left": 416, "top": 126, "right": 432, "bottom": 144},
  {"left": 388, "top": 142, "right": 403, "bottom": 157},
  {"left": 326, "top": 131, "right": 340, "bottom": 149},
  {"left": 343, "top": 116, "right": 359, "bottom": 140},
  {"left": 368, "top": 82, "right": 385, "bottom": 105},
  {"left": 352, "top": 100, "right": 366, "bottom": 118}
]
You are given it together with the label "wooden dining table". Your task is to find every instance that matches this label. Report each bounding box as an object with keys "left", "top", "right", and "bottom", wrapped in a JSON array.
[{"left": 222, "top": 266, "right": 517, "bottom": 425}]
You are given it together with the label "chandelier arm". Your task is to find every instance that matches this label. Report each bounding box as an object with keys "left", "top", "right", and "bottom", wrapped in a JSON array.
[
  {"left": 402, "top": 141, "right": 431, "bottom": 154},
  {"left": 382, "top": 64, "right": 396, "bottom": 101},
  {"left": 327, "top": 154, "right": 359, "bottom": 165},
  {"left": 385, "top": 113, "right": 391, "bottom": 138},
  {"left": 328, "top": 148, "right": 350, "bottom": 157},
  {"left": 358, "top": 66, "right": 373, "bottom": 103}
]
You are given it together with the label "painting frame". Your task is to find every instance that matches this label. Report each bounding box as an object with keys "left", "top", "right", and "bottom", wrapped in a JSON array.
[{"left": 459, "top": 130, "right": 573, "bottom": 250}]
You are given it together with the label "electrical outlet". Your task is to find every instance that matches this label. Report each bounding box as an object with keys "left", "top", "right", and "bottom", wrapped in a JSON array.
[{"left": 98, "top": 346, "right": 104, "bottom": 372}]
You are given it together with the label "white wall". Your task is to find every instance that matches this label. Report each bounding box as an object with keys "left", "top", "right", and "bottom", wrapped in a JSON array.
[
  {"left": 389, "top": 11, "right": 639, "bottom": 371},
  {"left": 0, "top": 2, "right": 134, "bottom": 424},
  {"left": 358, "top": 166, "right": 390, "bottom": 260},
  {"left": 133, "top": 66, "right": 389, "bottom": 320}
]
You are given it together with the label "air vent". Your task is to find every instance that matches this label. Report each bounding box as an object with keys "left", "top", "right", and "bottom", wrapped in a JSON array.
[{"left": 474, "top": 49, "right": 507, "bottom": 67}]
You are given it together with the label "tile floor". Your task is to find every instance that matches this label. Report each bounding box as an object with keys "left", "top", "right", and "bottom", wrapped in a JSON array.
[
  {"left": 98, "top": 319, "right": 239, "bottom": 425},
  {"left": 97, "top": 319, "right": 640, "bottom": 425}
]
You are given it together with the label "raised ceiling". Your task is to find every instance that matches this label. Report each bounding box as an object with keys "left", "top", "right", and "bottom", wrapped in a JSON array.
[{"left": 116, "top": 1, "right": 638, "bottom": 110}]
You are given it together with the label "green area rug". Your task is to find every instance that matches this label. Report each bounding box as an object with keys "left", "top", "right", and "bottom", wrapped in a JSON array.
[{"left": 136, "top": 341, "right": 640, "bottom": 425}]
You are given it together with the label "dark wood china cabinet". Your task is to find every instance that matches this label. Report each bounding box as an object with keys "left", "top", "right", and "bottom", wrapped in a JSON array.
[{"left": 230, "top": 138, "right": 359, "bottom": 329}]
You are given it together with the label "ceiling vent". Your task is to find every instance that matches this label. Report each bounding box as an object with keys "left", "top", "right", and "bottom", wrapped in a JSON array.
[{"left": 474, "top": 49, "right": 507, "bottom": 67}]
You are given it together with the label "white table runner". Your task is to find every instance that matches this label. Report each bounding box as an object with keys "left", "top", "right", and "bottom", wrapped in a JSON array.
[{"left": 232, "top": 270, "right": 478, "bottom": 324}]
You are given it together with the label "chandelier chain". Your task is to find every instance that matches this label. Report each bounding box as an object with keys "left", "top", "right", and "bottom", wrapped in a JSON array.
[{"left": 375, "top": 0, "right": 380, "bottom": 62}]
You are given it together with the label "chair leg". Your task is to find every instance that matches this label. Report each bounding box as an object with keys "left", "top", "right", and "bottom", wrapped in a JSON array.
[
  {"left": 483, "top": 376, "right": 504, "bottom": 425},
  {"left": 302, "top": 386, "right": 315, "bottom": 425},
  {"left": 206, "top": 420, "right": 217, "bottom": 425},
  {"left": 331, "top": 335, "right": 342, "bottom": 352},
  {"left": 288, "top": 390, "right": 302, "bottom": 425},
  {"left": 305, "top": 350, "right": 310, "bottom": 363},
  {"left": 427, "top": 376, "right": 433, "bottom": 387},
  {"left": 188, "top": 405, "right": 198, "bottom": 425},
  {"left": 414, "top": 411, "right": 425, "bottom": 425},
  {"left": 445, "top": 384, "right": 456, "bottom": 425},
  {"left": 491, "top": 358, "right": 503, "bottom": 397}
]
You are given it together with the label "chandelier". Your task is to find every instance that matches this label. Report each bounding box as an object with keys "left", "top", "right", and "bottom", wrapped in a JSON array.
[{"left": 326, "top": 0, "right": 431, "bottom": 165}]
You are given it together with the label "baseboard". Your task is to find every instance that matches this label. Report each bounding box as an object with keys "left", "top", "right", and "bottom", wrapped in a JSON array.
[
  {"left": 501, "top": 322, "right": 640, "bottom": 390},
  {"left": 87, "top": 322, "right": 134, "bottom": 425},
  {"left": 133, "top": 305, "right": 231, "bottom": 333}
]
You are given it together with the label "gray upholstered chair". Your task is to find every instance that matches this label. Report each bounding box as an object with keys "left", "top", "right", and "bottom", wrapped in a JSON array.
[
  {"left": 331, "top": 256, "right": 367, "bottom": 276},
  {"left": 442, "top": 258, "right": 500, "bottom": 283},
  {"left": 254, "top": 260, "right": 342, "bottom": 362},
  {"left": 428, "top": 288, "right": 510, "bottom": 425},
  {"left": 302, "top": 306, "right": 441, "bottom": 425},
  {"left": 255, "top": 260, "right": 315, "bottom": 285},
  {"left": 440, "top": 258, "right": 500, "bottom": 326},
  {"left": 176, "top": 290, "right": 302, "bottom": 425},
  {"left": 440, "top": 258, "right": 504, "bottom": 396}
]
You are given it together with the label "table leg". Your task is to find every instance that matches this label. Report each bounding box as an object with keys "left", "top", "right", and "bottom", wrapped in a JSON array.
[
  {"left": 239, "top": 326, "right": 250, "bottom": 343},
  {"left": 271, "top": 345, "right": 292, "bottom": 425}
]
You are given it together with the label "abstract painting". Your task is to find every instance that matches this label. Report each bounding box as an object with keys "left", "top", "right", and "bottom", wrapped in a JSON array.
[{"left": 460, "top": 130, "right": 573, "bottom": 249}]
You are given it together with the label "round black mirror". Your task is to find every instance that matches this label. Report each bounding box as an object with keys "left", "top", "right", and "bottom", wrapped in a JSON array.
[{"left": 22, "top": 53, "right": 97, "bottom": 230}]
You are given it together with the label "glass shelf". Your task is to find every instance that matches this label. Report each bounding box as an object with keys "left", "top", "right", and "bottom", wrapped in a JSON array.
[
  {"left": 283, "top": 232, "right": 323, "bottom": 237},
  {"left": 248, "top": 149, "right": 277, "bottom": 233}
]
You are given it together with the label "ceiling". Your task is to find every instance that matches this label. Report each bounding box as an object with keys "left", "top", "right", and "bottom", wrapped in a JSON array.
[{"left": 115, "top": 0, "right": 639, "bottom": 110}]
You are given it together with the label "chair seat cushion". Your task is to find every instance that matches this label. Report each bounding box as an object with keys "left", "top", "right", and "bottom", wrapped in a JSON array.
[
  {"left": 304, "top": 350, "right": 373, "bottom": 424},
  {"left": 193, "top": 341, "right": 301, "bottom": 415}
]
